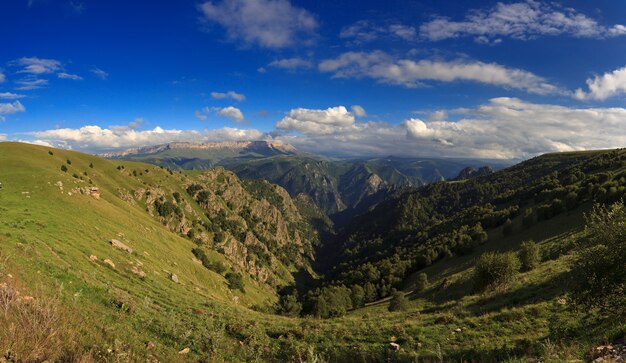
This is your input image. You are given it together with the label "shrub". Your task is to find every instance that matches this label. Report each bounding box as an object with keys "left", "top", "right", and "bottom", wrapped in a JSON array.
[
  {"left": 519, "top": 240, "right": 541, "bottom": 271},
  {"left": 522, "top": 208, "right": 535, "bottom": 228},
  {"left": 88, "top": 162, "right": 93, "bottom": 168},
  {"left": 48, "top": 150, "right": 53, "bottom": 155},
  {"left": 277, "top": 293, "right": 302, "bottom": 316},
  {"left": 66, "top": 159, "right": 71, "bottom": 165},
  {"left": 60, "top": 165, "right": 68, "bottom": 172},
  {"left": 415, "top": 272, "right": 428, "bottom": 292},
  {"left": 225, "top": 272, "right": 245, "bottom": 292},
  {"left": 388, "top": 291, "right": 409, "bottom": 312},
  {"left": 473, "top": 251, "right": 521, "bottom": 292},
  {"left": 570, "top": 203, "right": 626, "bottom": 318}
]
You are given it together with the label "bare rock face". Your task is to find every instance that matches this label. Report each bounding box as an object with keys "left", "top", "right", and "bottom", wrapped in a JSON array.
[{"left": 110, "top": 239, "right": 133, "bottom": 254}]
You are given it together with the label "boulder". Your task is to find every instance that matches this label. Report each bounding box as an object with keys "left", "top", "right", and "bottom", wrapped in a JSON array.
[
  {"left": 89, "top": 255, "right": 98, "bottom": 262},
  {"left": 103, "top": 259, "right": 115, "bottom": 269},
  {"left": 170, "top": 273, "right": 179, "bottom": 283},
  {"left": 390, "top": 342, "right": 400, "bottom": 351},
  {"left": 110, "top": 239, "right": 133, "bottom": 254},
  {"left": 178, "top": 347, "right": 190, "bottom": 354}
]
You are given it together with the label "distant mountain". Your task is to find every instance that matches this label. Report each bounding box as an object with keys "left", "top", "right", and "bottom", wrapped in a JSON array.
[
  {"left": 99, "top": 140, "right": 299, "bottom": 169},
  {"left": 103, "top": 141, "right": 511, "bottom": 217},
  {"left": 452, "top": 165, "right": 494, "bottom": 180}
]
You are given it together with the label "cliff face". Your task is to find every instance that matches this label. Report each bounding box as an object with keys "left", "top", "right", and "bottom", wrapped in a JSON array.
[{"left": 117, "top": 166, "right": 316, "bottom": 288}]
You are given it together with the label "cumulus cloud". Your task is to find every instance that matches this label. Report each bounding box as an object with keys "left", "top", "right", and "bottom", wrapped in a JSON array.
[
  {"left": 276, "top": 106, "right": 355, "bottom": 135},
  {"left": 58, "top": 72, "right": 83, "bottom": 80},
  {"left": 268, "top": 57, "right": 312, "bottom": 70},
  {"left": 0, "top": 101, "right": 26, "bottom": 121},
  {"left": 575, "top": 65, "right": 626, "bottom": 100},
  {"left": 340, "top": 20, "right": 417, "bottom": 43},
  {"left": 0, "top": 92, "right": 25, "bottom": 99},
  {"left": 13, "top": 57, "right": 61, "bottom": 74},
  {"left": 198, "top": 0, "right": 317, "bottom": 49},
  {"left": 28, "top": 125, "right": 262, "bottom": 152},
  {"left": 351, "top": 105, "right": 367, "bottom": 117},
  {"left": 420, "top": 1, "right": 626, "bottom": 43},
  {"left": 91, "top": 67, "right": 108, "bottom": 79},
  {"left": 216, "top": 106, "right": 245, "bottom": 122},
  {"left": 211, "top": 90, "right": 246, "bottom": 101},
  {"left": 270, "top": 100, "right": 626, "bottom": 159},
  {"left": 319, "top": 51, "right": 560, "bottom": 94}
]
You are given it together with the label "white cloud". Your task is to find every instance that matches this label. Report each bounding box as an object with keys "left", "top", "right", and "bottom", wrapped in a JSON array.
[
  {"left": 270, "top": 100, "right": 626, "bottom": 159},
  {"left": 575, "top": 65, "right": 626, "bottom": 100},
  {"left": 0, "top": 72, "right": 5, "bottom": 83},
  {"left": 15, "top": 77, "right": 48, "bottom": 90},
  {"left": 268, "top": 57, "right": 312, "bottom": 70},
  {"left": 319, "top": 51, "right": 560, "bottom": 94},
  {"left": 216, "top": 106, "right": 245, "bottom": 123},
  {"left": 428, "top": 110, "right": 447, "bottom": 121},
  {"left": 0, "top": 101, "right": 26, "bottom": 121},
  {"left": 195, "top": 110, "right": 208, "bottom": 120},
  {"left": 211, "top": 90, "right": 246, "bottom": 101},
  {"left": 276, "top": 106, "right": 355, "bottom": 135},
  {"left": 198, "top": 0, "right": 317, "bottom": 49},
  {"left": 14, "top": 57, "right": 61, "bottom": 74},
  {"left": 0, "top": 92, "right": 26, "bottom": 99},
  {"left": 91, "top": 67, "right": 108, "bottom": 79},
  {"left": 0, "top": 134, "right": 6, "bottom": 141},
  {"left": 351, "top": 105, "right": 367, "bottom": 117},
  {"left": 420, "top": 1, "right": 626, "bottom": 43},
  {"left": 340, "top": 20, "right": 417, "bottom": 43},
  {"left": 58, "top": 72, "right": 83, "bottom": 80},
  {"left": 29, "top": 125, "right": 262, "bottom": 152}
]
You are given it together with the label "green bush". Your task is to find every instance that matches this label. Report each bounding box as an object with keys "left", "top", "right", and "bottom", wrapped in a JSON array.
[
  {"left": 519, "top": 240, "right": 540, "bottom": 271},
  {"left": 388, "top": 291, "right": 409, "bottom": 312},
  {"left": 415, "top": 272, "right": 428, "bottom": 292},
  {"left": 277, "top": 293, "right": 302, "bottom": 317},
  {"left": 60, "top": 165, "right": 68, "bottom": 172},
  {"left": 570, "top": 203, "right": 626, "bottom": 318},
  {"left": 473, "top": 251, "right": 521, "bottom": 291},
  {"left": 225, "top": 272, "right": 245, "bottom": 292}
]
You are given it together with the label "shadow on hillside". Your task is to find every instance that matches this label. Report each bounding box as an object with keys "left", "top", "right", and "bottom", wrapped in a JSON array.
[{"left": 419, "top": 269, "right": 572, "bottom": 316}]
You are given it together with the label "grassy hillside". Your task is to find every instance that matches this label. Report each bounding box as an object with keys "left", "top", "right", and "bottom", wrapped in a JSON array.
[{"left": 1, "top": 142, "right": 624, "bottom": 362}]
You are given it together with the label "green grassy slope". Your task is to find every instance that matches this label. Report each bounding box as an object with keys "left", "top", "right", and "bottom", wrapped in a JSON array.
[{"left": 1, "top": 142, "right": 623, "bottom": 362}]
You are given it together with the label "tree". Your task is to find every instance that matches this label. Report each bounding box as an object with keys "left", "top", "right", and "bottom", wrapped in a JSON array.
[
  {"left": 277, "top": 292, "right": 302, "bottom": 317},
  {"left": 522, "top": 208, "right": 535, "bottom": 228},
  {"left": 571, "top": 203, "right": 626, "bottom": 318},
  {"left": 519, "top": 240, "right": 540, "bottom": 271},
  {"left": 415, "top": 272, "right": 428, "bottom": 292},
  {"left": 350, "top": 285, "right": 365, "bottom": 308},
  {"left": 473, "top": 251, "right": 521, "bottom": 292},
  {"left": 565, "top": 191, "right": 578, "bottom": 210},
  {"left": 225, "top": 272, "right": 245, "bottom": 292},
  {"left": 388, "top": 291, "right": 409, "bottom": 312},
  {"left": 60, "top": 165, "right": 68, "bottom": 172}
]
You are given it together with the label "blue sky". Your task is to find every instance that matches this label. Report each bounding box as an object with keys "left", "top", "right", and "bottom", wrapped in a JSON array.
[{"left": 1, "top": 0, "right": 626, "bottom": 159}]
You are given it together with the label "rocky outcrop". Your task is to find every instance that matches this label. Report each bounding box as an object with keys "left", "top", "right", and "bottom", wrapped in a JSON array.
[{"left": 110, "top": 239, "right": 133, "bottom": 254}]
